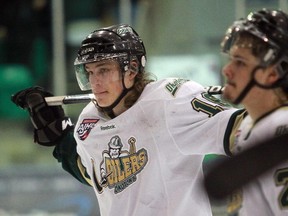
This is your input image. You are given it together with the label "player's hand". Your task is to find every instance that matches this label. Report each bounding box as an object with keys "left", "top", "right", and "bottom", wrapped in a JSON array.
[{"left": 11, "top": 86, "right": 74, "bottom": 146}]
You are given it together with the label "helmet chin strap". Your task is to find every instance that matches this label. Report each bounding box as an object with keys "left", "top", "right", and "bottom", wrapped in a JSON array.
[
  {"left": 232, "top": 66, "right": 261, "bottom": 105},
  {"left": 96, "top": 74, "right": 132, "bottom": 118}
]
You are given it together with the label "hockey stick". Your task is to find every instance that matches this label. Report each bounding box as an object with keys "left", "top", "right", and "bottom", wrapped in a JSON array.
[
  {"left": 203, "top": 133, "right": 288, "bottom": 200},
  {"left": 45, "top": 93, "right": 95, "bottom": 106},
  {"left": 44, "top": 85, "right": 225, "bottom": 106}
]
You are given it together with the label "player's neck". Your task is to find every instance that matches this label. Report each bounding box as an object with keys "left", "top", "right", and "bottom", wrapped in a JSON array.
[
  {"left": 243, "top": 89, "right": 281, "bottom": 121},
  {"left": 112, "top": 93, "right": 131, "bottom": 117}
]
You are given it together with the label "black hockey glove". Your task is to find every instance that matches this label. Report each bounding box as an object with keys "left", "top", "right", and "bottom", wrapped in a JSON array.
[{"left": 11, "top": 86, "right": 74, "bottom": 146}]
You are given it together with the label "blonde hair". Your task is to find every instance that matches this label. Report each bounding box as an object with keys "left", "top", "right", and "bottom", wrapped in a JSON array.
[{"left": 124, "top": 71, "right": 156, "bottom": 108}]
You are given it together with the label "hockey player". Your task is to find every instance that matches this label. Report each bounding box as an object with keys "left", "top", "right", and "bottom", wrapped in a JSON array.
[
  {"left": 221, "top": 8, "right": 288, "bottom": 216},
  {"left": 12, "top": 24, "right": 241, "bottom": 216}
]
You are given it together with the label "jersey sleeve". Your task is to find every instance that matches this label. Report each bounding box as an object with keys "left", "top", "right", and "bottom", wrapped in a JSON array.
[
  {"left": 166, "top": 85, "right": 241, "bottom": 155},
  {"left": 53, "top": 130, "right": 93, "bottom": 187}
]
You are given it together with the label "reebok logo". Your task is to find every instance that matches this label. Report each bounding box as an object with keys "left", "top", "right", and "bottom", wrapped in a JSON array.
[{"left": 100, "top": 124, "right": 116, "bottom": 130}]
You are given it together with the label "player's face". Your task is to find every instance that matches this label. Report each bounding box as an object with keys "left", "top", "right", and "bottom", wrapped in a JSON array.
[
  {"left": 85, "top": 60, "right": 124, "bottom": 107},
  {"left": 222, "top": 45, "right": 261, "bottom": 103}
]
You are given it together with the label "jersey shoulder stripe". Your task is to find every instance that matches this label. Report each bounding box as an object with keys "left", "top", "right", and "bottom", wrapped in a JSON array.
[{"left": 223, "top": 109, "right": 247, "bottom": 156}]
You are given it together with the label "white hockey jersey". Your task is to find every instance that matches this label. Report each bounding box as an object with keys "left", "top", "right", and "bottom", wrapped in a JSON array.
[
  {"left": 228, "top": 106, "right": 288, "bottom": 216},
  {"left": 74, "top": 78, "right": 237, "bottom": 216}
]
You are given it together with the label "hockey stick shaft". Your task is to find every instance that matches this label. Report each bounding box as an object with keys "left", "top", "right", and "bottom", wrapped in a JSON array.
[
  {"left": 45, "top": 93, "right": 95, "bottom": 106},
  {"left": 44, "top": 85, "right": 225, "bottom": 106},
  {"left": 203, "top": 133, "right": 288, "bottom": 200}
]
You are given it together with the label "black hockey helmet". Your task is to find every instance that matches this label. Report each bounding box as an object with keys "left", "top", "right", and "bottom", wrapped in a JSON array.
[
  {"left": 74, "top": 24, "right": 146, "bottom": 91},
  {"left": 221, "top": 8, "right": 288, "bottom": 90}
]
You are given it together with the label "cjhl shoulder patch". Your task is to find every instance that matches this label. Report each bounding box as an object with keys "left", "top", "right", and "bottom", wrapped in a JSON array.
[{"left": 77, "top": 119, "right": 99, "bottom": 141}]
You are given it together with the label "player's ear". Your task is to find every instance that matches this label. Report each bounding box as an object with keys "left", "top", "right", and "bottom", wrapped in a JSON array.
[
  {"left": 255, "top": 66, "right": 279, "bottom": 86},
  {"left": 267, "top": 66, "right": 280, "bottom": 84},
  {"left": 129, "top": 61, "right": 139, "bottom": 74},
  {"left": 124, "top": 61, "right": 138, "bottom": 88}
]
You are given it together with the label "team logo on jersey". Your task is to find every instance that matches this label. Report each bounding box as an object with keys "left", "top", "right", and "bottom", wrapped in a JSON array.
[
  {"left": 91, "top": 136, "right": 148, "bottom": 194},
  {"left": 76, "top": 119, "right": 99, "bottom": 140}
]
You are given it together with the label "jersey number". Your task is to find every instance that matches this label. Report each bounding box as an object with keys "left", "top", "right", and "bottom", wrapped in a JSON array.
[
  {"left": 191, "top": 98, "right": 224, "bottom": 117},
  {"left": 275, "top": 168, "right": 288, "bottom": 209}
]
